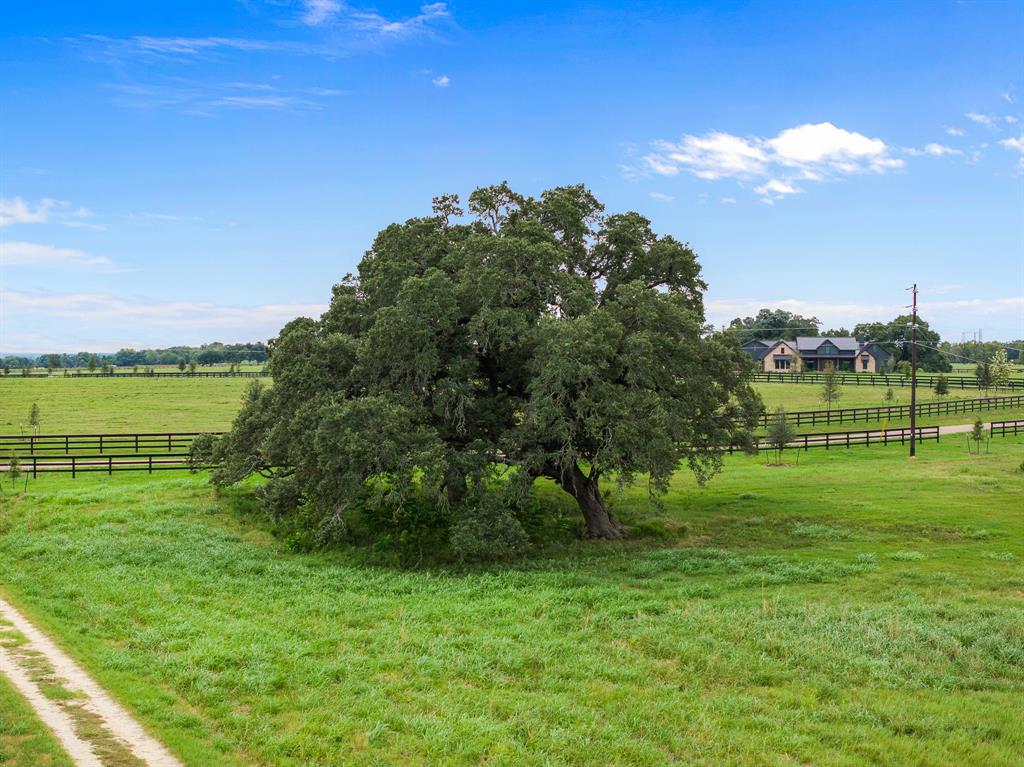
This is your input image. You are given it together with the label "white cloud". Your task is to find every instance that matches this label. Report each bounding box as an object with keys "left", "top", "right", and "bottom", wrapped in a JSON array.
[
  {"left": 0, "top": 242, "right": 112, "bottom": 268},
  {"left": 432, "top": 74, "right": 451, "bottom": 88},
  {"left": 350, "top": 2, "right": 450, "bottom": 37},
  {"left": 754, "top": 179, "right": 801, "bottom": 196},
  {"left": 1000, "top": 135, "right": 1024, "bottom": 153},
  {"left": 965, "top": 112, "right": 996, "bottom": 126},
  {"left": 638, "top": 122, "right": 903, "bottom": 203},
  {"left": 73, "top": 3, "right": 452, "bottom": 61},
  {"left": 945, "top": 127, "right": 965, "bottom": 137},
  {"left": 766, "top": 123, "right": 890, "bottom": 168},
  {"left": 1006, "top": 115, "right": 1020, "bottom": 125},
  {"left": 0, "top": 289, "right": 328, "bottom": 351},
  {"left": 0, "top": 197, "right": 97, "bottom": 228},
  {"left": 107, "top": 80, "right": 343, "bottom": 114},
  {"left": 301, "top": 0, "right": 341, "bottom": 26},
  {"left": 648, "top": 191, "right": 674, "bottom": 202},
  {"left": 646, "top": 132, "right": 766, "bottom": 180},
  {"left": 720, "top": 196, "right": 736, "bottom": 204},
  {"left": 905, "top": 142, "right": 962, "bottom": 157}
]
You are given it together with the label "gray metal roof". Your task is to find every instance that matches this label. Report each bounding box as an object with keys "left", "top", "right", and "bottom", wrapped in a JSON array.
[{"left": 795, "top": 336, "right": 860, "bottom": 352}]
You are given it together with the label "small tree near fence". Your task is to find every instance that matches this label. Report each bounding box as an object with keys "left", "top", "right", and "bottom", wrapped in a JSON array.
[
  {"left": 990, "top": 349, "right": 1011, "bottom": 390},
  {"left": 764, "top": 407, "right": 797, "bottom": 466},
  {"left": 820, "top": 369, "right": 842, "bottom": 411},
  {"left": 933, "top": 375, "right": 949, "bottom": 397},
  {"left": 968, "top": 418, "right": 986, "bottom": 455},
  {"left": 975, "top": 362, "right": 993, "bottom": 393},
  {"left": 28, "top": 403, "right": 40, "bottom": 435}
]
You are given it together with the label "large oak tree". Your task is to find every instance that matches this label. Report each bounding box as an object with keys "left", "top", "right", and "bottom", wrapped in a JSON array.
[{"left": 209, "top": 183, "right": 760, "bottom": 543}]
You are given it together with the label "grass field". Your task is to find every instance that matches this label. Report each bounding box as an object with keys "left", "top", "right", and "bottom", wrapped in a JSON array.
[
  {"left": 0, "top": 437, "right": 1022, "bottom": 766},
  {"left": 2, "top": 376, "right": 1019, "bottom": 437},
  {"left": 0, "top": 377, "right": 253, "bottom": 433},
  {"left": 753, "top": 382, "right": 983, "bottom": 411}
]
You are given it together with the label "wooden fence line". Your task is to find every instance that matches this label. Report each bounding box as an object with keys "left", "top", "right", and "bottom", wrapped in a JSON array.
[
  {"left": 990, "top": 419, "right": 1024, "bottom": 437},
  {"left": 752, "top": 371, "right": 1023, "bottom": 391},
  {"left": 0, "top": 432, "right": 222, "bottom": 455},
  {"left": 757, "top": 393, "right": 1024, "bottom": 428}
]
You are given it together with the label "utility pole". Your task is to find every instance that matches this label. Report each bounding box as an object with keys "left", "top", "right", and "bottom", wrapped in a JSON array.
[{"left": 908, "top": 283, "right": 918, "bottom": 458}]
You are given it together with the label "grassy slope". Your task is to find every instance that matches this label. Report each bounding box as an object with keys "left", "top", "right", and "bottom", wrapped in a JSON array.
[
  {"left": 0, "top": 438, "right": 1022, "bottom": 766},
  {"left": 0, "top": 377, "right": 253, "bottom": 434},
  {"left": 0, "top": 671, "right": 74, "bottom": 767}
]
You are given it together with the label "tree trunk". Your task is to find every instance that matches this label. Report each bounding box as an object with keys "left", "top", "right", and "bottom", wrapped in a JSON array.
[
  {"left": 444, "top": 467, "right": 468, "bottom": 507},
  {"left": 553, "top": 462, "right": 627, "bottom": 539}
]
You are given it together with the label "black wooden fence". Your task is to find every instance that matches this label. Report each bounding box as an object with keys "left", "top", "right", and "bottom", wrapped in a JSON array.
[
  {"left": 753, "top": 425, "right": 939, "bottom": 452},
  {"left": 990, "top": 419, "right": 1024, "bottom": 437},
  {"left": 759, "top": 394, "right": 1024, "bottom": 428},
  {"left": 0, "top": 432, "right": 220, "bottom": 455},
  {"left": 752, "top": 371, "right": 1023, "bottom": 391}
]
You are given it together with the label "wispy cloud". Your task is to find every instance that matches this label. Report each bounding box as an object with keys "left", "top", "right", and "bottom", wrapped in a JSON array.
[
  {"left": 905, "top": 142, "right": 961, "bottom": 157},
  {"left": 431, "top": 74, "right": 451, "bottom": 88},
  {"left": 945, "top": 126, "right": 965, "bottom": 137},
  {"left": 0, "top": 197, "right": 99, "bottom": 229},
  {"left": 73, "top": 2, "right": 452, "bottom": 62},
  {"left": 106, "top": 79, "right": 345, "bottom": 114},
  {"left": 648, "top": 191, "right": 674, "bottom": 202},
  {"left": 0, "top": 289, "right": 328, "bottom": 351},
  {"left": 635, "top": 122, "right": 903, "bottom": 203},
  {"left": 0, "top": 241, "right": 113, "bottom": 269},
  {"left": 301, "top": 0, "right": 342, "bottom": 26},
  {"left": 965, "top": 112, "right": 997, "bottom": 127}
]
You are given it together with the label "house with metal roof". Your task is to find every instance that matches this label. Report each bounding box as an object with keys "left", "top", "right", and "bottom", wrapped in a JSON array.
[{"left": 741, "top": 337, "right": 892, "bottom": 373}]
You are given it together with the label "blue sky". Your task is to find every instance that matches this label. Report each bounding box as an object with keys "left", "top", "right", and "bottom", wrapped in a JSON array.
[{"left": 1, "top": 0, "right": 1022, "bottom": 353}]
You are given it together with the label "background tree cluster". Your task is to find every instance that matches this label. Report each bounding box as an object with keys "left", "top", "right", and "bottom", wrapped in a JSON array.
[
  {"left": 206, "top": 183, "right": 762, "bottom": 559},
  {"left": 1, "top": 342, "right": 268, "bottom": 371}
]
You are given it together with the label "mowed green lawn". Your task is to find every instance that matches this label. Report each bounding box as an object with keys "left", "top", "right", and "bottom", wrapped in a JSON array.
[
  {"left": 0, "top": 377, "right": 255, "bottom": 433},
  {"left": 0, "top": 437, "right": 1021, "bottom": 766}
]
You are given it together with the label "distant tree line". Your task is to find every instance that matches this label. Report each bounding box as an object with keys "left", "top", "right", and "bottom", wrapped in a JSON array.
[{"left": 0, "top": 342, "right": 268, "bottom": 371}]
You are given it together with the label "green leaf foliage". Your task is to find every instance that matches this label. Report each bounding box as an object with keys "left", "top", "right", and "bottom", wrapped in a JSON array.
[{"left": 213, "top": 183, "right": 762, "bottom": 556}]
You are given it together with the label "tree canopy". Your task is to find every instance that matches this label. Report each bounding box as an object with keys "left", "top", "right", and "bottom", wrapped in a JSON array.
[
  {"left": 853, "top": 315, "right": 951, "bottom": 372},
  {"left": 208, "top": 183, "right": 761, "bottom": 556},
  {"left": 726, "top": 309, "right": 821, "bottom": 340}
]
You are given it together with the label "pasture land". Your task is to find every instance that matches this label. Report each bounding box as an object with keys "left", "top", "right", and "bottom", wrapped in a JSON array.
[
  {"left": 2, "top": 377, "right": 1020, "bottom": 437},
  {"left": 755, "top": 382, "right": 976, "bottom": 411},
  {"left": 951, "top": 361, "right": 1024, "bottom": 379},
  {"left": 0, "top": 376, "right": 253, "bottom": 434},
  {"left": 0, "top": 437, "right": 1022, "bottom": 766}
]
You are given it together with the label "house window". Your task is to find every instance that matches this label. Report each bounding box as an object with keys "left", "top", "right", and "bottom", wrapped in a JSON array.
[
  {"left": 861, "top": 356, "right": 869, "bottom": 370},
  {"left": 774, "top": 358, "right": 790, "bottom": 370}
]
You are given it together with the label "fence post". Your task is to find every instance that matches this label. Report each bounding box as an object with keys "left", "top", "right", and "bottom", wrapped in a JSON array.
[
  {"left": 108, "top": 455, "right": 112, "bottom": 476},
  {"left": 71, "top": 455, "right": 76, "bottom": 479},
  {"left": 99, "top": 434, "right": 104, "bottom": 453}
]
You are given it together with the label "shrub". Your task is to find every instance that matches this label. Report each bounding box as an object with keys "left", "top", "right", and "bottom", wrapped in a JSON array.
[{"left": 449, "top": 492, "right": 530, "bottom": 563}]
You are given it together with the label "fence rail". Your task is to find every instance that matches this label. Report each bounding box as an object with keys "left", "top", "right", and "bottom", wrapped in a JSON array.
[
  {"left": 758, "top": 394, "right": 1024, "bottom": 428},
  {"left": 990, "top": 419, "right": 1024, "bottom": 437},
  {"left": 0, "top": 432, "right": 221, "bottom": 455},
  {"left": 2, "top": 453, "right": 205, "bottom": 477},
  {"left": 752, "top": 371, "right": 1023, "bottom": 391},
  {"left": 752, "top": 425, "right": 939, "bottom": 452}
]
